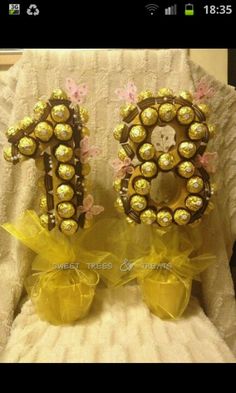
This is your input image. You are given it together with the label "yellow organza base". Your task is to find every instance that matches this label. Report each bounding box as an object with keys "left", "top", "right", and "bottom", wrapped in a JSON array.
[{"left": 2, "top": 210, "right": 216, "bottom": 323}]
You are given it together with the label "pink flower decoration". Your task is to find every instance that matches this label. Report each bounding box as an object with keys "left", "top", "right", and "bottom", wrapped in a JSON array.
[
  {"left": 195, "top": 152, "right": 218, "bottom": 174},
  {"left": 193, "top": 78, "right": 215, "bottom": 102},
  {"left": 78, "top": 194, "right": 104, "bottom": 220},
  {"left": 80, "top": 136, "right": 101, "bottom": 164},
  {"left": 65, "top": 78, "right": 88, "bottom": 104},
  {"left": 115, "top": 82, "right": 137, "bottom": 103},
  {"left": 110, "top": 157, "right": 134, "bottom": 179}
]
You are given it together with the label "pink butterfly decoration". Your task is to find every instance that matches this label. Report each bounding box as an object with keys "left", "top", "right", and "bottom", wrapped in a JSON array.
[
  {"left": 110, "top": 157, "right": 134, "bottom": 179},
  {"left": 65, "top": 78, "right": 88, "bottom": 104},
  {"left": 78, "top": 194, "right": 104, "bottom": 220},
  {"left": 115, "top": 82, "right": 137, "bottom": 103},
  {"left": 195, "top": 152, "right": 218, "bottom": 174},
  {"left": 80, "top": 136, "right": 101, "bottom": 164},
  {"left": 193, "top": 78, "right": 215, "bottom": 102}
]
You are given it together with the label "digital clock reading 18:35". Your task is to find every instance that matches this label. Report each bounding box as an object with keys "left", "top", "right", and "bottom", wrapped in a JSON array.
[{"left": 204, "top": 5, "right": 232, "bottom": 14}]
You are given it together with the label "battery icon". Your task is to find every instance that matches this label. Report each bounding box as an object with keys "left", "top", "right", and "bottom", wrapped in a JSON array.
[{"left": 185, "top": 3, "right": 194, "bottom": 15}]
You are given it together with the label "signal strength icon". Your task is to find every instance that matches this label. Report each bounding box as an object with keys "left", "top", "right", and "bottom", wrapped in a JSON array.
[
  {"left": 145, "top": 4, "right": 159, "bottom": 15},
  {"left": 165, "top": 4, "right": 177, "bottom": 15}
]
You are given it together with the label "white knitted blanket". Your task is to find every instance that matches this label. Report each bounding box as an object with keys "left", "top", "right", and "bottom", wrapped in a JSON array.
[{"left": 0, "top": 49, "right": 236, "bottom": 362}]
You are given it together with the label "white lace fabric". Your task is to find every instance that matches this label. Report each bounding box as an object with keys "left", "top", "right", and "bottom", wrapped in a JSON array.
[{"left": 0, "top": 49, "right": 235, "bottom": 362}]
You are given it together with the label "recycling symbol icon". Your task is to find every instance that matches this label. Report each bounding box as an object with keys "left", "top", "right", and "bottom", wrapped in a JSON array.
[{"left": 27, "top": 4, "right": 40, "bottom": 16}]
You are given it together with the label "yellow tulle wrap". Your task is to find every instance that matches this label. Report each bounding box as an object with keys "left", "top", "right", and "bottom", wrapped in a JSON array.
[{"left": 2, "top": 210, "right": 216, "bottom": 323}]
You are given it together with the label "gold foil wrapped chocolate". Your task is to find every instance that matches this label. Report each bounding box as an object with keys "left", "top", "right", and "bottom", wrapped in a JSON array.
[
  {"left": 50, "top": 89, "right": 68, "bottom": 100},
  {"left": 56, "top": 184, "right": 74, "bottom": 201},
  {"left": 113, "top": 124, "right": 125, "bottom": 141},
  {"left": 55, "top": 144, "right": 73, "bottom": 163},
  {"left": 138, "top": 143, "right": 155, "bottom": 160},
  {"left": 156, "top": 209, "right": 173, "bottom": 227},
  {"left": 185, "top": 195, "right": 203, "bottom": 212},
  {"left": 186, "top": 176, "right": 204, "bottom": 193},
  {"left": 138, "top": 90, "right": 154, "bottom": 101},
  {"left": 157, "top": 88, "right": 174, "bottom": 97},
  {"left": 54, "top": 124, "right": 73, "bottom": 141},
  {"left": 129, "top": 125, "right": 147, "bottom": 143},
  {"left": 120, "top": 103, "right": 136, "bottom": 119},
  {"left": 140, "top": 209, "right": 156, "bottom": 225},
  {"left": 159, "top": 103, "right": 176, "bottom": 122},
  {"left": 34, "top": 122, "right": 53, "bottom": 142},
  {"left": 178, "top": 141, "right": 196, "bottom": 159},
  {"left": 18, "top": 136, "right": 37, "bottom": 156},
  {"left": 58, "top": 164, "right": 75, "bottom": 180},
  {"left": 114, "top": 197, "right": 124, "bottom": 212},
  {"left": 158, "top": 153, "right": 175, "bottom": 171},
  {"left": 177, "top": 161, "right": 195, "bottom": 178},
  {"left": 57, "top": 202, "right": 75, "bottom": 219},
  {"left": 51, "top": 105, "right": 70, "bottom": 123},
  {"left": 174, "top": 209, "right": 191, "bottom": 225},
  {"left": 177, "top": 106, "right": 195, "bottom": 125},
  {"left": 141, "top": 161, "right": 157, "bottom": 178},
  {"left": 130, "top": 195, "right": 147, "bottom": 212},
  {"left": 134, "top": 178, "right": 151, "bottom": 195},
  {"left": 140, "top": 107, "right": 158, "bottom": 126},
  {"left": 188, "top": 122, "right": 207, "bottom": 140},
  {"left": 60, "top": 219, "right": 78, "bottom": 235}
]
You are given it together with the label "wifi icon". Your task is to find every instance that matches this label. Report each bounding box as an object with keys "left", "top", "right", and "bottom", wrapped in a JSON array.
[{"left": 145, "top": 3, "right": 159, "bottom": 15}]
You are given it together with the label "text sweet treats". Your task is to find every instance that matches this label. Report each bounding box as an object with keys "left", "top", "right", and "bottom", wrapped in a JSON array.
[
  {"left": 3, "top": 88, "right": 102, "bottom": 235},
  {"left": 113, "top": 87, "right": 217, "bottom": 227}
]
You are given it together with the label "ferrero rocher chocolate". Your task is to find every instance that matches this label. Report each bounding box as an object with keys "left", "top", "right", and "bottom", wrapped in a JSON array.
[
  {"left": 54, "top": 124, "right": 73, "bottom": 141},
  {"left": 159, "top": 103, "right": 176, "bottom": 122},
  {"left": 33, "top": 101, "right": 48, "bottom": 120},
  {"left": 81, "top": 126, "right": 90, "bottom": 137},
  {"left": 208, "top": 124, "right": 216, "bottom": 138},
  {"left": 186, "top": 176, "right": 204, "bottom": 193},
  {"left": 179, "top": 91, "right": 193, "bottom": 102},
  {"left": 177, "top": 161, "right": 195, "bottom": 178},
  {"left": 6, "top": 124, "right": 21, "bottom": 139},
  {"left": 126, "top": 216, "right": 136, "bottom": 225},
  {"left": 140, "top": 209, "right": 156, "bottom": 224},
  {"left": 114, "top": 197, "right": 124, "bottom": 212},
  {"left": 157, "top": 88, "right": 174, "bottom": 97},
  {"left": 56, "top": 184, "right": 74, "bottom": 201},
  {"left": 60, "top": 219, "right": 78, "bottom": 235},
  {"left": 20, "top": 116, "right": 35, "bottom": 130},
  {"left": 79, "top": 107, "right": 89, "bottom": 124},
  {"left": 113, "top": 178, "right": 122, "bottom": 192},
  {"left": 185, "top": 195, "right": 203, "bottom": 211},
  {"left": 130, "top": 195, "right": 147, "bottom": 212},
  {"left": 138, "top": 90, "right": 153, "bottom": 101},
  {"left": 178, "top": 141, "right": 197, "bottom": 159},
  {"left": 58, "top": 164, "right": 75, "bottom": 180},
  {"left": 188, "top": 122, "right": 207, "bottom": 140},
  {"left": 51, "top": 105, "right": 70, "bottom": 123},
  {"left": 134, "top": 178, "right": 151, "bottom": 195},
  {"left": 141, "top": 161, "right": 157, "bottom": 178},
  {"left": 18, "top": 136, "right": 37, "bottom": 156},
  {"left": 174, "top": 209, "right": 191, "bottom": 225},
  {"left": 158, "top": 153, "right": 175, "bottom": 171},
  {"left": 138, "top": 143, "right": 155, "bottom": 160},
  {"left": 177, "top": 106, "right": 195, "bottom": 125},
  {"left": 57, "top": 202, "right": 75, "bottom": 219},
  {"left": 39, "top": 195, "right": 48, "bottom": 211},
  {"left": 3, "top": 146, "right": 13, "bottom": 162},
  {"left": 129, "top": 125, "right": 147, "bottom": 143},
  {"left": 118, "top": 147, "right": 128, "bottom": 161},
  {"left": 156, "top": 209, "right": 173, "bottom": 227},
  {"left": 113, "top": 124, "right": 125, "bottom": 141},
  {"left": 55, "top": 144, "right": 73, "bottom": 163},
  {"left": 39, "top": 213, "right": 49, "bottom": 228},
  {"left": 50, "top": 89, "right": 68, "bottom": 100},
  {"left": 34, "top": 122, "right": 53, "bottom": 142},
  {"left": 120, "top": 103, "right": 136, "bottom": 119},
  {"left": 140, "top": 107, "right": 158, "bottom": 126},
  {"left": 197, "top": 103, "right": 210, "bottom": 117}
]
